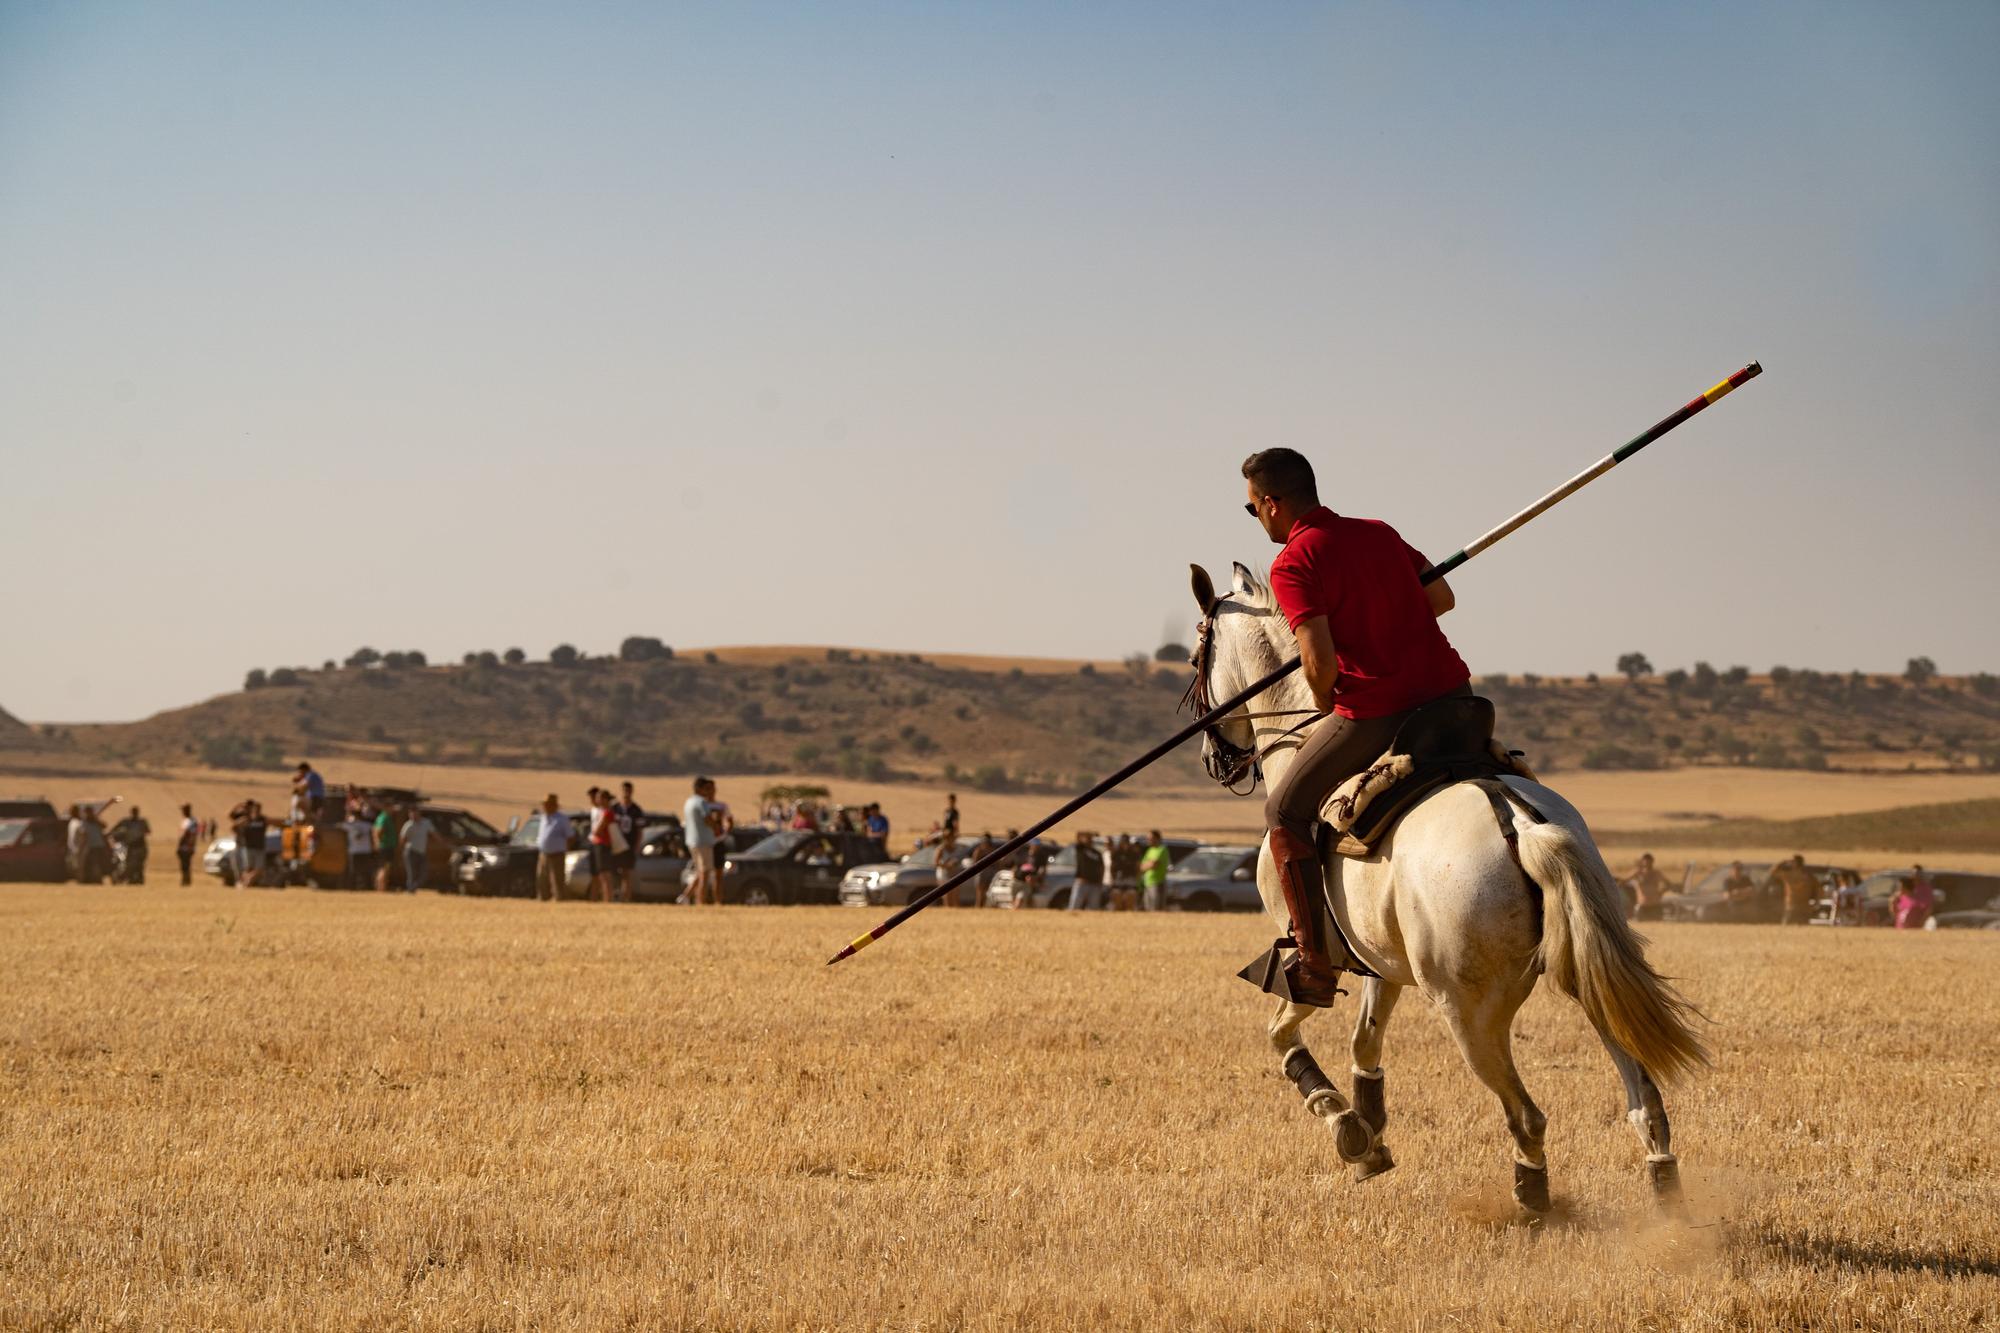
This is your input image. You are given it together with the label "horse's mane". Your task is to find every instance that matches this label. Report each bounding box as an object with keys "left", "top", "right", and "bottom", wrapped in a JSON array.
[{"left": 1228, "top": 568, "right": 1278, "bottom": 614}]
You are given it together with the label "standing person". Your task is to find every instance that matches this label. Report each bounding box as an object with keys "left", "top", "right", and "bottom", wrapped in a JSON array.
[
  {"left": 342, "top": 808, "right": 376, "bottom": 889},
  {"left": 235, "top": 801, "right": 269, "bottom": 888},
  {"left": 941, "top": 793, "right": 961, "bottom": 843},
  {"left": 1623, "top": 853, "right": 1675, "bottom": 923},
  {"left": 294, "top": 762, "right": 325, "bottom": 820},
  {"left": 1109, "top": 834, "right": 1141, "bottom": 911},
  {"left": 1772, "top": 854, "right": 1816, "bottom": 925},
  {"left": 969, "top": 832, "right": 998, "bottom": 908},
  {"left": 613, "top": 781, "right": 645, "bottom": 904},
  {"left": 111, "top": 807, "right": 151, "bottom": 884},
  {"left": 682, "top": 776, "right": 729, "bottom": 906},
  {"left": 1068, "top": 832, "right": 1105, "bottom": 912},
  {"left": 1140, "top": 830, "right": 1172, "bottom": 913},
  {"left": 176, "top": 804, "right": 200, "bottom": 886},
  {"left": 864, "top": 803, "right": 890, "bottom": 848},
  {"left": 587, "top": 788, "right": 618, "bottom": 902},
  {"left": 1721, "top": 860, "right": 1757, "bottom": 921},
  {"left": 373, "top": 803, "right": 400, "bottom": 888},
  {"left": 1238, "top": 447, "right": 1471, "bottom": 1004},
  {"left": 535, "top": 795, "right": 572, "bottom": 902},
  {"left": 1891, "top": 875, "right": 1934, "bottom": 930},
  {"left": 934, "top": 835, "right": 963, "bottom": 906},
  {"left": 399, "top": 807, "right": 434, "bottom": 892},
  {"left": 66, "top": 804, "right": 89, "bottom": 882}
]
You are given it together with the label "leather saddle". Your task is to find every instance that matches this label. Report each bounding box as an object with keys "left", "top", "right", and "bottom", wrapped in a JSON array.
[{"left": 1322, "top": 696, "right": 1532, "bottom": 857}]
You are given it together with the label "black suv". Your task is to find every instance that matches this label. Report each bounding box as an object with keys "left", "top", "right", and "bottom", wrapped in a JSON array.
[{"left": 721, "top": 830, "right": 890, "bottom": 905}]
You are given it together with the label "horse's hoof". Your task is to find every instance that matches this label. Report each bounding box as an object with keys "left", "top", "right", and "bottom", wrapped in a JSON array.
[
  {"left": 1331, "top": 1110, "right": 1375, "bottom": 1162},
  {"left": 1352, "top": 1145, "right": 1395, "bottom": 1182},
  {"left": 1512, "top": 1161, "right": 1551, "bottom": 1214},
  {"left": 1647, "top": 1155, "right": 1684, "bottom": 1210}
]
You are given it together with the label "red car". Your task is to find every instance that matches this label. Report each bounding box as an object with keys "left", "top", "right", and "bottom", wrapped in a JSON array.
[{"left": 0, "top": 799, "right": 71, "bottom": 882}]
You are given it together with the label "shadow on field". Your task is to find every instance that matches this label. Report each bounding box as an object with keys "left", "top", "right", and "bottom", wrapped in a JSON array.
[{"left": 1757, "top": 1231, "right": 2000, "bottom": 1279}]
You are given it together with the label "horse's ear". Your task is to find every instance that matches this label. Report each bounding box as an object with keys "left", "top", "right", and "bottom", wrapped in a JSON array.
[
  {"left": 1189, "top": 564, "right": 1216, "bottom": 612},
  {"left": 1231, "top": 561, "right": 1257, "bottom": 595}
]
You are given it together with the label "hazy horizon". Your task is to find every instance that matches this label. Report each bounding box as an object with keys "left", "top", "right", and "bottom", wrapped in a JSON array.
[{"left": 5, "top": 2, "right": 1996, "bottom": 723}]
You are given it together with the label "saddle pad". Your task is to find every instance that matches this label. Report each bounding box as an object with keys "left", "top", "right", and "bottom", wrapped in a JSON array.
[{"left": 1321, "top": 740, "right": 1537, "bottom": 854}]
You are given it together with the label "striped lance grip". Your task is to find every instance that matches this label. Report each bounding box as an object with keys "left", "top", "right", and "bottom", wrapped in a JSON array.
[{"left": 1423, "top": 361, "right": 1762, "bottom": 583}]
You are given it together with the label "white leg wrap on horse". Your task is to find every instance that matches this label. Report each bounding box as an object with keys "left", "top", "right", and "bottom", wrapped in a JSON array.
[
  {"left": 1351, "top": 1065, "right": 1384, "bottom": 1080},
  {"left": 1646, "top": 1152, "right": 1677, "bottom": 1165}
]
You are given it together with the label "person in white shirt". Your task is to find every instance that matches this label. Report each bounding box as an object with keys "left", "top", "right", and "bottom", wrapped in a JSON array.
[
  {"left": 535, "top": 795, "right": 573, "bottom": 902},
  {"left": 681, "top": 776, "right": 730, "bottom": 906},
  {"left": 342, "top": 813, "right": 377, "bottom": 889},
  {"left": 176, "top": 803, "right": 201, "bottom": 886},
  {"left": 399, "top": 810, "right": 435, "bottom": 892}
]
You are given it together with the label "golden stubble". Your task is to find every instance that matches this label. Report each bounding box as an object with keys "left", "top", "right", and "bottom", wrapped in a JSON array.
[{"left": 1, "top": 887, "right": 1994, "bottom": 1330}]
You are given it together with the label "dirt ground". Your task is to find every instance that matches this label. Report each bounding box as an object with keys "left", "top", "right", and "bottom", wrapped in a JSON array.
[
  {"left": 9, "top": 754, "right": 2000, "bottom": 874},
  {"left": 0, "top": 886, "right": 1993, "bottom": 1329}
]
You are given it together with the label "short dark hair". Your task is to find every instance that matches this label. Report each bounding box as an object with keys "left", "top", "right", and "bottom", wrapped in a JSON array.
[{"left": 1241, "top": 448, "right": 1318, "bottom": 505}]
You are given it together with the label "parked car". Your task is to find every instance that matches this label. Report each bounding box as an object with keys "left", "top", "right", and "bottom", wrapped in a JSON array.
[
  {"left": 0, "top": 799, "right": 69, "bottom": 882},
  {"left": 986, "top": 837, "right": 1202, "bottom": 909},
  {"left": 454, "top": 809, "right": 592, "bottom": 897},
  {"left": 1659, "top": 861, "right": 1855, "bottom": 924},
  {"left": 718, "top": 830, "right": 888, "bottom": 905},
  {"left": 839, "top": 839, "right": 992, "bottom": 908},
  {"left": 559, "top": 814, "right": 691, "bottom": 900},
  {"left": 1163, "top": 844, "right": 1262, "bottom": 912},
  {"left": 202, "top": 828, "right": 284, "bottom": 886},
  {"left": 1850, "top": 868, "right": 2000, "bottom": 928}
]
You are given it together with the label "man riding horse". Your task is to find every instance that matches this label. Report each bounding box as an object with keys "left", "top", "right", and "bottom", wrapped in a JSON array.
[{"left": 1240, "top": 447, "right": 1474, "bottom": 1006}]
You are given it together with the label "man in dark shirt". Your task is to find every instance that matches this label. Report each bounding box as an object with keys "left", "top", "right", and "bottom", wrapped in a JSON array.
[
  {"left": 1067, "top": 832, "right": 1105, "bottom": 912},
  {"left": 614, "top": 781, "right": 645, "bottom": 904},
  {"left": 1242, "top": 448, "right": 1471, "bottom": 1005}
]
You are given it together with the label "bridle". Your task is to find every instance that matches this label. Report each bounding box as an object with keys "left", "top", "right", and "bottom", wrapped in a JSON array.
[{"left": 1181, "top": 596, "right": 1325, "bottom": 794}]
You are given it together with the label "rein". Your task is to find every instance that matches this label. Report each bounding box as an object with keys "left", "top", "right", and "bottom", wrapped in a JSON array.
[{"left": 1182, "top": 599, "right": 1325, "bottom": 792}]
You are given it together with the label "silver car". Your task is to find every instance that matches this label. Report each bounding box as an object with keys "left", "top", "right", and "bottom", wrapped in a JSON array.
[
  {"left": 1162, "top": 844, "right": 1261, "bottom": 912},
  {"left": 840, "top": 840, "right": 997, "bottom": 907}
]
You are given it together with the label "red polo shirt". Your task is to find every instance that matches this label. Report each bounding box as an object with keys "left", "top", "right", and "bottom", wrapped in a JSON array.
[{"left": 1268, "top": 507, "right": 1470, "bottom": 720}]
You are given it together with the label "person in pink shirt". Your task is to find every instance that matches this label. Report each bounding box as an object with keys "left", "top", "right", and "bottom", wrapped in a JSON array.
[{"left": 1891, "top": 875, "right": 1934, "bottom": 930}]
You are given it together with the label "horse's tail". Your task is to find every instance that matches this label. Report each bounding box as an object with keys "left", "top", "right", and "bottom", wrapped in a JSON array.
[{"left": 1516, "top": 820, "right": 1710, "bottom": 1085}]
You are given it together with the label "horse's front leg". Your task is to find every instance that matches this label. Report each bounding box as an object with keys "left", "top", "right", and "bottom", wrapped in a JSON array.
[
  {"left": 1269, "top": 998, "right": 1350, "bottom": 1125},
  {"left": 1332, "top": 976, "right": 1402, "bottom": 1179}
]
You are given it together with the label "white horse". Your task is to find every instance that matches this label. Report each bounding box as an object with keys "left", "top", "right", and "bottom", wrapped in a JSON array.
[{"left": 1190, "top": 562, "right": 1708, "bottom": 1213}]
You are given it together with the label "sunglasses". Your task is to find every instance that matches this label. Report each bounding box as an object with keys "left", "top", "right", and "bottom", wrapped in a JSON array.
[{"left": 1244, "top": 495, "right": 1274, "bottom": 516}]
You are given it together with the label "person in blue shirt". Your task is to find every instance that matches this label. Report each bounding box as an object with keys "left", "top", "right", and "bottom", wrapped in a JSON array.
[
  {"left": 863, "top": 803, "right": 890, "bottom": 845},
  {"left": 294, "top": 762, "right": 326, "bottom": 819}
]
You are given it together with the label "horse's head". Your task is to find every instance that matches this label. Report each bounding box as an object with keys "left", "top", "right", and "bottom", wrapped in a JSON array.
[{"left": 1186, "top": 561, "right": 1295, "bottom": 789}]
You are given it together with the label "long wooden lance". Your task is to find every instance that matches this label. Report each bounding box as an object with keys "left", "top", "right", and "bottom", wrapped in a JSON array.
[{"left": 826, "top": 360, "right": 1763, "bottom": 966}]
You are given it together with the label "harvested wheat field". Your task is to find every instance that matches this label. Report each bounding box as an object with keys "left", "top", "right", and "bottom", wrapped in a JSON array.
[{"left": 2, "top": 886, "right": 1995, "bottom": 1330}]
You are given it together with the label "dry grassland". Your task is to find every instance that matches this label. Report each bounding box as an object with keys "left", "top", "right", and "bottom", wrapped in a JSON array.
[{"left": 2, "top": 885, "right": 1996, "bottom": 1330}]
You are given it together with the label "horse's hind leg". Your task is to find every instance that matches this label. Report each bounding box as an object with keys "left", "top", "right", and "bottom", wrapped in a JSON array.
[
  {"left": 1442, "top": 989, "right": 1550, "bottom": 1213},
  {"left": 1332, "top": 977, "right": 1402, "bottom": 1180},
  {"left": 1602, "top": 1036, "right": 1681, "bottom": 1209},
  {"left": 1269, "top": 998, "right": 1350, "bottom": 1128}
]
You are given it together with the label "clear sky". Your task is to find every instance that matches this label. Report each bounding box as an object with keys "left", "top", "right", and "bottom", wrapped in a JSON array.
[{"left": 3, "top": 1, "right": 1995, "bottom": 722}]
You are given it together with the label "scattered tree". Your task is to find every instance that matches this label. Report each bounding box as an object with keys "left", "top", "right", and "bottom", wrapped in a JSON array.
[
  {"left": 1769, "top": 664, "right": 1793, "bottom": 691},
  {"left": 1154, "top": 642, "right": 1188, "bottom": 662},
  {"left": 550, "top": 644, "right": 580, "bottom": 669},
  {"left": 244, "top": 668, "right": 268, "bottom": 690},
  {"left": 503, "top": 647, "right": 526, "bottom": 665},
  {"left": 345, "top": 647, "right": 381, "bottom": 669},
  {"left": 620, "top": 636, "right": 673, "bottom": 662},
  {"left": 1663, "top": 668, "right": 1688, "bottom": 694},
  {"left": 1905, "top": 656, "right": 1938, "bottom": 687},
  {"left": 1615, "top": 652, "right": 1653, "bottom": 682},
  {"left": 268, "top": 667, "right": 301, "bottom": 687},
  {"left": 1690, "top": 661, "right": 1719, "bottom": 697}
]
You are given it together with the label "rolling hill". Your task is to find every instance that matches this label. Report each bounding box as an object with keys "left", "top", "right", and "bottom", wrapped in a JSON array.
[{"left": 16, "top": 651, "right": 2000, "bottom": 792}]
